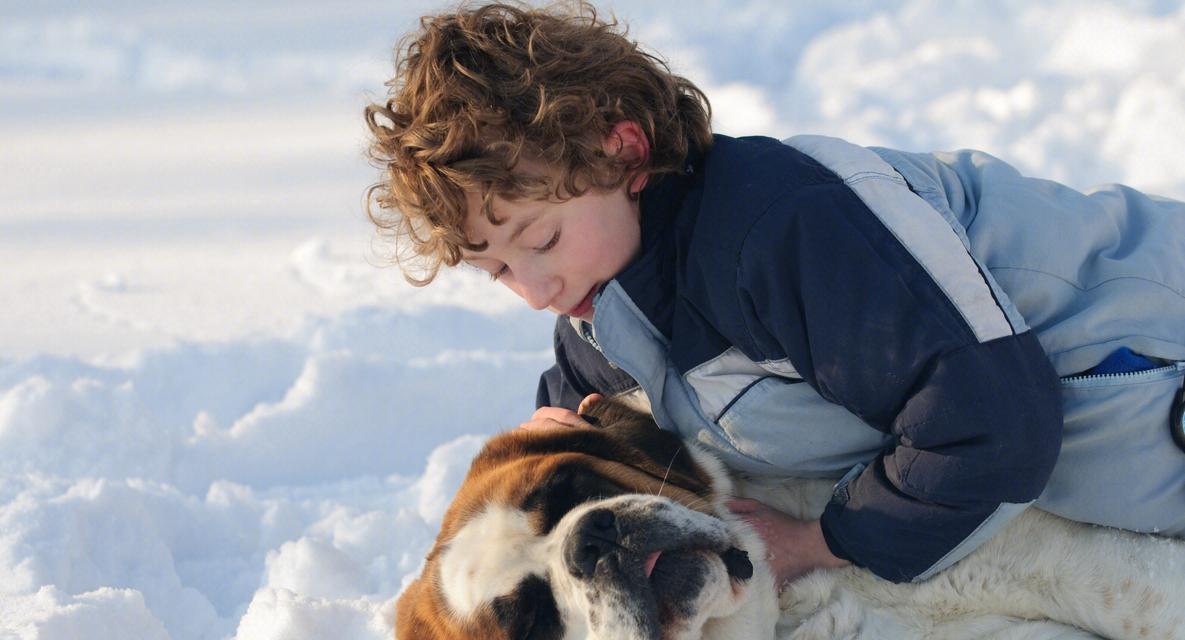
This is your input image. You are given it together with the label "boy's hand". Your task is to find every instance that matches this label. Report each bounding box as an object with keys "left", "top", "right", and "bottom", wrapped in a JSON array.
[
  {"left": 518, "top": 394, "right": 604, "bottom": 431},
  {"left": 727, "top": 498, "right": 850, "bottom": 591}
]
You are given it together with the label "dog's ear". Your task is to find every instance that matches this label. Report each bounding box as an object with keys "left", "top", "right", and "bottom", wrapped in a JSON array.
[
  {"left": 476, "top": 399, "right": 715, "bottom": 505},
  {"left": 579, "top": 398, "right": 715, "bottom": 498}
]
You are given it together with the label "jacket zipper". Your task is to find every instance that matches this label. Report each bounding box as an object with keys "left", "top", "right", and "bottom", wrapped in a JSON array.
[{"left": 1060, "top": 362, "right": 1185, "bottom": 384}]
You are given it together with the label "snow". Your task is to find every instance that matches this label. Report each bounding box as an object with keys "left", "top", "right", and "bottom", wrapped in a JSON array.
[{"left": 3, "top": 1, "right": 1184, "bottom": 638}]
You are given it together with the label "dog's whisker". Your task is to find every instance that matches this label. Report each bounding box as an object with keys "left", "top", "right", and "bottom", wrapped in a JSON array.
[
  {"left": 678, "top": 494, "right": 712, "bottom": 513},
  {"left": 656, "top": 445, "right": 683, "bottom": 499}
]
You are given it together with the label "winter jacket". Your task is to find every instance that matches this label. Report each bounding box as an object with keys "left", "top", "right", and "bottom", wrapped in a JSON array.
[{"left": 537, "top": 133, "right": 1185, "bottom": 583}]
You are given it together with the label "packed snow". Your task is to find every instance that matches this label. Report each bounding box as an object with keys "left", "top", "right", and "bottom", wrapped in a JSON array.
[{"left": 3, "top": 1, "right": 1185, "bottom": 638}]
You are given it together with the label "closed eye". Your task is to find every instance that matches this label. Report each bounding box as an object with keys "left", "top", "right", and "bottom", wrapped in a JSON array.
[
  {"left": 491, "top": 575, "right": 561, "bottom": 640},
  {"left": 534, "top": 229, "right": 560, "bottom": 253},
  {"left": 523, "top": 465, "right": 627, "bottom": 533},
  {"left": 462, "top": 260, "right": 509, "bottom": 282}
]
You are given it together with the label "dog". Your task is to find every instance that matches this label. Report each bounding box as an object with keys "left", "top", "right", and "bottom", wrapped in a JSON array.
[{"left": 395, "top": 400, "right": 1185, "bottom": 640}]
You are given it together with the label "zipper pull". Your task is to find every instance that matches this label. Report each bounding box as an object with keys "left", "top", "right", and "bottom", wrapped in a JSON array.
[{"left": 1171, "top": 385, "right": 1185, "bottom": 454}]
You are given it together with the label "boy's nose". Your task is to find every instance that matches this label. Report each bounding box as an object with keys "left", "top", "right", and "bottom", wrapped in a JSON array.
[{"left": 519, "top": 274, "right": 560, "bottom": 311}]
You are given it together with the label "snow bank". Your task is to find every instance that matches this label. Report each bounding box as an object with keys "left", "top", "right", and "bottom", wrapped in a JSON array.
[{"left": 0, "top": 306, "right": 548, "bottom": 639}]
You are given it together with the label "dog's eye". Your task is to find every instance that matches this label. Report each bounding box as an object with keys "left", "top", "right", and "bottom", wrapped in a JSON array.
[
  {"left": 490, "top": 575, "right": 561, "bottom": 640},
  {"left": 523, "top": 465, "right": 626, "bottom": 534}
]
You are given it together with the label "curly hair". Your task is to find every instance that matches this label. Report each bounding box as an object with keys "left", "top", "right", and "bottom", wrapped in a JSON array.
[{"left": 365, "top": 1, "right": 713, "bottom": 285}]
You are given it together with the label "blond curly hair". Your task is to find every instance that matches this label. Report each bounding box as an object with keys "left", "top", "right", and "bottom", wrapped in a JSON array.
[{"left": 365, "top": 1, "right": 713, "bottom": 285}]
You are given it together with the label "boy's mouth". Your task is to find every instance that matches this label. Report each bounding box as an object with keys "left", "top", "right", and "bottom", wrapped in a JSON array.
[{"left": 567, "top": 287, "right": 596, "bottom": 318}]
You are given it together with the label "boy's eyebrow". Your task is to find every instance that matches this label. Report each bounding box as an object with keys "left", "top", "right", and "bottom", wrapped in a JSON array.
[
  {"left": 506, "top": 212, "right": 541, "bottom": 244},
  {"left": 466, "top": 212, "right": 541, "bottom": 255}
]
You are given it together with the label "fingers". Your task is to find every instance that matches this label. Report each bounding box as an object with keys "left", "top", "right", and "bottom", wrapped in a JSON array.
[
  {"left": 518, "top": 406, "right": 590, "bottom": 431},
  {"left": 516, "top": 394, "right": 604, "bottom": 432},
  {"left": 577, "top": 393, "right": 604, "bottom": 415},
  {"left": 726, "top": 498, "right": 765, "bottom": 514},
  {"left": 531, "top": 406, "right": 583, "bottom": 424},
  {"left": 518, "top": 417, "right": 580, "bottom": 431}
]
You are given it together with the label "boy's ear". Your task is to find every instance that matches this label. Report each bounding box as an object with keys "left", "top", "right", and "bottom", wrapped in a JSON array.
[{"left": 604, "top": 121, "right": 651, "bottom": 193}]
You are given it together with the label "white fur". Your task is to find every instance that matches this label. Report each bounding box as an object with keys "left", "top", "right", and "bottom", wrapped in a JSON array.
[
  {"left": 686, "top": 445, "right": 781, "bottom": 640},
  {"left": 438, "top": 505, "right": 551, "bottom": 618}
]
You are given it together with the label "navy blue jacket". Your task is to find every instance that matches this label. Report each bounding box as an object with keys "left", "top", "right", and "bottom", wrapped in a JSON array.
[{"left": 540, "top": 134, "right": 1068, "bottom": 582}]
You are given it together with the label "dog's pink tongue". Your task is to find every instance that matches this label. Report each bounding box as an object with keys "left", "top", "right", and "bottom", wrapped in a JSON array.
[{"left": 643, "top": 551, "right": 662, "bottom": 578}]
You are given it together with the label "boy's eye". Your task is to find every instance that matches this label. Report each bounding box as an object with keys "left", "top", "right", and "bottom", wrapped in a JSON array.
[
  {"left": 489, "top": 264, "right": 509, "bottom": 281},
  {"left": 534, "top": 229, "right": 560, "bottom": 253}
]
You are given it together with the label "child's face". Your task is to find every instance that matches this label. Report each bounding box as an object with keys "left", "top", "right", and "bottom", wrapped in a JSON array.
[{"left": 461, "top": 176, "right": 642, "bottom": 323}]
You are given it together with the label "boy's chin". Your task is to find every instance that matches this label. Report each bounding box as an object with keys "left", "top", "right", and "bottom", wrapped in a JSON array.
[{"left": 558, "top": 312, "right": 594, "bottom": 324}]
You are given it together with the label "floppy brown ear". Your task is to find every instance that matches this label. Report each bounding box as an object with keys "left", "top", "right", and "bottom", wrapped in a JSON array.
[
  {"left": 473, "top": 399, "right": 715, "bottom": 509},
  {"left": 579, "top": 398, "right": 715, "bottom": 498}
]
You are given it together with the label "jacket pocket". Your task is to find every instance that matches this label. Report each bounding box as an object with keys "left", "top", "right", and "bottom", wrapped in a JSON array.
[
  {"left": 1038, "top": 360, "right": 1185, "bottom": 532},
  {"left": 713, "top": 376, "right": 891, "bottom": 478}
]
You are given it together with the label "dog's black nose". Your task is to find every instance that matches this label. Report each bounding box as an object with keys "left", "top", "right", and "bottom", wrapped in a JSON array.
[
  {"left": 721, "top": 546, "right": 753, "bottom": 580},
  {"left": 565, "top": 508, "right": 618, "bottom": 579}
]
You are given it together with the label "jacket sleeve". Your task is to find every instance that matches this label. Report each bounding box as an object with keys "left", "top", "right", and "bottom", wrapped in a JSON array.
[
  {"left": 735, "top": 177, "right": 1063, "bottom": 583},
  {"left": 536, "top": 316, "right": 640, "bottom": 411}
]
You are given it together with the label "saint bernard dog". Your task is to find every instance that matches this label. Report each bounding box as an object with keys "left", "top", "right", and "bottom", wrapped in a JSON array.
[{"left": 396, "top": 400, "right": 1185, "bottom": 640}]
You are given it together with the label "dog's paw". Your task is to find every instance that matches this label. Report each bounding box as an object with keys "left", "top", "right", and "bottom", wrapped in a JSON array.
[{"left": 780, "top": 588, "right": 867, "bottom": 640}]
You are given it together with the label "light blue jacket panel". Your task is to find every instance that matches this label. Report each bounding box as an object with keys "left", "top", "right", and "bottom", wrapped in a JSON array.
[
  {"left": 875, "top": 146, "right": 1185, "bottom": 374},
  {"left": 872, "top": 146, "right": 1185, "bottom": 534}
]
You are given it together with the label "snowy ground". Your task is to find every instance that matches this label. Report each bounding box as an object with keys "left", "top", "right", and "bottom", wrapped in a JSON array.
[{"left": 3, "top": 1, "right": 1185, "bottom": 638}]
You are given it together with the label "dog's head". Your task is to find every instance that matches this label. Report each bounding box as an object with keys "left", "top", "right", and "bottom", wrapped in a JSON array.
[{"left": 395, "top": 400, "right": 775, "bottom": 640}]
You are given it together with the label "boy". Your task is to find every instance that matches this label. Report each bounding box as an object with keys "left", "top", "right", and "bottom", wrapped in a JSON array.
[{"left": 366, "top": 2, "right": 1185, "bottom": 587}]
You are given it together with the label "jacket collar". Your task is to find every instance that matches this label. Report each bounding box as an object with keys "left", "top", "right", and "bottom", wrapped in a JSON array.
[{"left": 599, "top": 139, "right": 708, "bottom": 339}]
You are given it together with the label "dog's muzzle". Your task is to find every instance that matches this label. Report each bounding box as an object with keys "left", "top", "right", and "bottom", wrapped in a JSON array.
[
  {"left": 563, "top": 506, "right": 753, "bottom": 582},
  {"left": 566, "top": 507, "right": 621, "bottom": 579}
]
